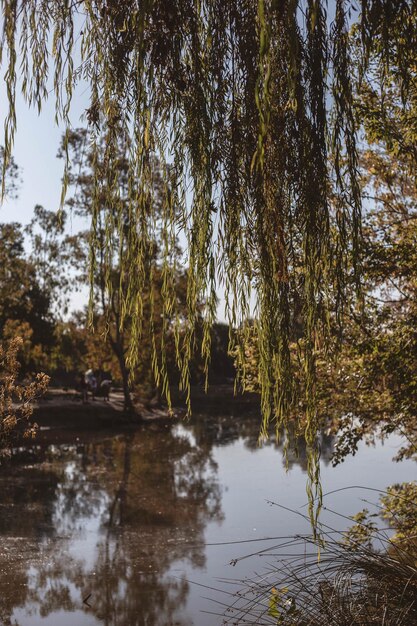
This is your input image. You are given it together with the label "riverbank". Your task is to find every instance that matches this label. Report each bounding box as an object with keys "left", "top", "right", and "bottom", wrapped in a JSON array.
[
  {"left": 31, "top": 384, "right": 260, "bottom": 430},
  {"left": 32, "top": 388, "right": 176, "bottom": 428}
]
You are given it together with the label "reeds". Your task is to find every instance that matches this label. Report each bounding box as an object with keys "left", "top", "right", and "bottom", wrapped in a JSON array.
[{"left": 216, "top": 493, "right": 417, "bottom": 625}]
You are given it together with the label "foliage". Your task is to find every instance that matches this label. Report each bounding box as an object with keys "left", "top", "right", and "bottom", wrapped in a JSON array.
[
  {"left": 2, "top": 1, "right": 416, "bottom": 438},
  {"left": 327, "top": 54, "right": 417, "bottom": 461},
  {"left": 329, "top": 6, "right": 417, "bottom": 460},
  {"left": 59, "top": 128, "right": 190, "bottom": 408},
  {"left": 0, "top": 336, "right": 49, "bottom": 447},
  {"left": 343, "top": 483, "right": 417, "bottom": 567},
  {"left": 232, "top": 322, "right": 261, "bottom": 394},
  {"left": 380, "top": 482, "right": 417, "bottom": 547},
  {"left": 0, "top": 215, "right": 78, "bottom": 375},
  {"left": 25, "top": 205, "right": 79, "bottom": 316},
  {"left": 0, "top": 145, "right": 19, "bottom": 199},
  {"left": 0, "top": 221, "right": 53, "bottom": 371},
  {"left": 231, "top": 9, "right": 417, "bottom": 466},
  {"left": 343, "top": 508, "right": 379, "bottom": 549}
]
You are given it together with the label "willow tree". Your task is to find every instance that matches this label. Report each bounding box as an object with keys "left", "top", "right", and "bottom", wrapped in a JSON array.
[{"left": 1, "top": 2, "right": 416, "bottom": 446}]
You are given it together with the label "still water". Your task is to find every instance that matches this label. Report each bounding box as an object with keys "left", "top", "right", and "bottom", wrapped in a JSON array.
[{"left": 0, "top": 412, "right": 415, "bottom": 626}]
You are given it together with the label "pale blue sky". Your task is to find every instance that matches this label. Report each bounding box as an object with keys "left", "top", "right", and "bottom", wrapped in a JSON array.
[
  {"left": 0, "top": 88, "right": 232, "bottom": 321},
  {"left": 1, "top": 85, "right": 88, "bottom": 230},
  {"left": 0, "top": 83, "right": 92, "bottom": 313}
]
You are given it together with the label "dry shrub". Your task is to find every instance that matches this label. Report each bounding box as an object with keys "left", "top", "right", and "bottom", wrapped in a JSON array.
[{"left": 0, "top": 337, "right": 49, "bottom": 446}]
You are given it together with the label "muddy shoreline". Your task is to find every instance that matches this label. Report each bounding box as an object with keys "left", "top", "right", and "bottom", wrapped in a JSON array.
[{"left": 31, "top": 384, "right": 260, "bottom": 431}]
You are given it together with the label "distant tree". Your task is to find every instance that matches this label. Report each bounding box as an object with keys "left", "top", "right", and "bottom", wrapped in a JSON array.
[
  {"left": 60, "top": 129, "right": 189, "bottom": 410},
  {"left": 25, "top": 205, "right": 79, "bottom": 317},
  {"left": 0, "top": 209, "right": 79, "bottom": 375},
  {"left": 0, "top": 153, "right": 50, "bottom": 445},
  {"left": 0, "top": 222, "right": 52, "bottom": 371},
  {"left": 0, "top": 146, "right": 19, "bottom": 200},
  {"left": 328, "top": 145, "right": 417, "bottom": 463}
]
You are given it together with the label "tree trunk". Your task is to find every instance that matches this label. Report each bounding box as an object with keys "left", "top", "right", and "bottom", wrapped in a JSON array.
[
  {"left": 105, "top": 292, "right": 136, "bottom": 413},
  {"left": 117, "top": 351, "right": 134, "bottom": 412},
  {"left": 109, "top": 333, "right": 134, "bottom": 412}
]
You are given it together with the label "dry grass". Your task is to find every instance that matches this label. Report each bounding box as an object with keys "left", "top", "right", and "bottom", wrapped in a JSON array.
[{"left": 212, "top": 493, "right": 417, "bottom": 625}]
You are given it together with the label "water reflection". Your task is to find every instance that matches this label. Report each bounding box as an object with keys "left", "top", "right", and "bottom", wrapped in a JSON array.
[
  {"left": 2, "top": 413, "right": 410, "bottom": 626},
  {"left": 0, "top": 422, "right": 223, "bottom": 626},
  {"left": 186, "top": 412, "right": 336, "bottom": 470}
]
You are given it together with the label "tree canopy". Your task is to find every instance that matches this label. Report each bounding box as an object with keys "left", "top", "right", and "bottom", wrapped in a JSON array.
[
  {"left": 1, "top": 0, "right": 416, "bottom": 445},
  {"left": 60, "top": 128, "right": 191, "bottom": 409}
]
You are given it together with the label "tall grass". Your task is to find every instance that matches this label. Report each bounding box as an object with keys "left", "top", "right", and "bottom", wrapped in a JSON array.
[{"left": 217, "top": 490, "right": 417, "bottom": 625}]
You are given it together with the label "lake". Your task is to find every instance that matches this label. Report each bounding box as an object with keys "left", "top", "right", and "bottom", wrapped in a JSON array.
[{"left": 0, "top": 411, "right": 415, "bottom": 625}]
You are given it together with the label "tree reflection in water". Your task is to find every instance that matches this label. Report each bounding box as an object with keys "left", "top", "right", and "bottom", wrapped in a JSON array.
[
  {"left": 187, "top": 411, "right": 335, "bottom": 471},
  {"left": 0, "top": 414, "right": 337, "bottom": 625},
  {"left": 0, "top": 422, "right": 224, "bottom": 626}
]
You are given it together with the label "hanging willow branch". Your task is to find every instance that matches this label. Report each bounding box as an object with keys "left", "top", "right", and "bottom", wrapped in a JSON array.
[{"left": 1, "top": 1, "right": 415, "bottom": 447}]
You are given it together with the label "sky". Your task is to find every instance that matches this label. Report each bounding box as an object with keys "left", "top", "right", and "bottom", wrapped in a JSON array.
[
  {"left": 0, "top": 83, "right": 92, "bottom": 313},
  {"left": 0, "top": 83, "right": 234, "bottom": 321},
  {"left": 1, "top": 85, "right": 88, "bottom": 229}
]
